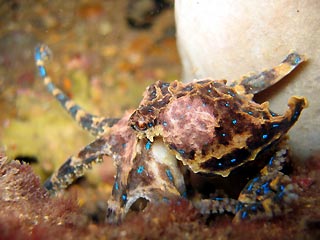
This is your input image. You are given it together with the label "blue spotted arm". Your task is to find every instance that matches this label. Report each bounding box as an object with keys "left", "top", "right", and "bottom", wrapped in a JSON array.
[
  {"left": 106, "top": 138, "right": 187, "bottom": 224},
  {"left": 44, "top": 136, "right": 112, "bottom": 192},
  {"left": 193, "top": 141, "right": 299, "bottom": 222},
  {"left": 233, "top": 142, "right": 298, "bottom": 222},
  {"left": 34, "top": 44, "right": 119, "bottom": 136},
  {"left": 231, "top": 52, "right": 305, "bottom": 95}
]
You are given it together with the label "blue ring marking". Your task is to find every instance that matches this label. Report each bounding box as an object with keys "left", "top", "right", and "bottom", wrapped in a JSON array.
[
  {"left": 246, "top": 182, "right": 254, "bottom": 191},
  {"left": 218, "top": 162, "right": 223, "bottom": 167},
  {"left": 38, "top": 65, "right": 47, "bottom": 78},
  {"left": 247, "top": 111, "right": 253, "bottom": 115},
  {"left": 279, "top": 185, "right": 285, "bottom": 191},
  {"left": 225, "top": 102, "right": 230, "bottom": 107},
  {"left": 165, "top": 169, "right": 174, "bottom": 182},
  {"left": 251, "top": 205, "right": 257, "bottom": 211},
  {"left": 294, "top": 56, "right": 301, "bottom": 65},
  {"left": 162, "top": 197, "right": 170, "bottom": 203},
  {"left": 114, "top": 182, "right": 119, "bottom": 191},
  {"left": 56, "top": 93, "right": 67, "bottom": 102},
  {"left": 221, "top": 133, "right": 227, "bottom": 137},
  {"left": 252, "top": 177, "right": 259, "bottom": 182},
  {"left": 277, "top": 191, "right": 285, "bottom": 199},
  {"left": 272, "top": 123, "right": 280, "bottom": 128},
  {"left": 235, "top": 203, "right": 243, "bottom": 213},
  {"left": 261, "top": 182, "right": 270, "bottom": 194},
  {"left": 69, "top": 105, "right": 80, "bottom": 118},
  {"left": 214, "top": 197, "right": 224, "bottom": 201},
  {"left": 230, "top": 158, "right": 236, "bottom": 163},
  {"left": 147, "top": 122, "right": 153, "bottom": 127},
  {"left": 35, "top": 49, "right": 42, "bottom": 61},
  {"left": 145, "top": 140, "right": 151, "bottom": 150},
  {"left": 247, "top": 177, "right": 259, "bottom": 191},
  {"left": 268, "top": 156, "right": 274, "bottom": 166},
  {"left": 121, "top": 194, "right": 127, "bottom": 202},
  {"left": 241, "top": 211, "right": 248, "bottom": 219},
  {"left": 232, "top": 119, "right": 237, "bottom": 125},
  {"left": 137, "top": 165, "right": 144, "bottom": 174},
  {"left": 46, "top": 82, "right": 55, "bottom": 93},
  {"left": 262, "top": 134, "right": 268, "bottom": 139},
  {"left": 182, "top": 191, "right": 187, "bottom": 198},
  {"left": 162, "top": 121, "right": 168, "bottom": 127},
  {"left": 292, "top": 110, "right": 300, "bottom": 121},
  {"left": 227, "top": 90, "right": 235, "bottom": 97},
  {"left": 178, "top": 149, "right": 185, "bottom": 155}
]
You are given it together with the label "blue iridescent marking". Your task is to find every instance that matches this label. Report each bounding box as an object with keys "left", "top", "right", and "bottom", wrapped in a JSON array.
[
  {"left": 230, "top": 158, "right": 236, "bottom": 163},
  {"left": 122, "top": 143, "right": 127, "bottom": 148},
  {"left": 247, "top": 177, "right": 259, "bottom": 191},
  {"left": 121, "top": 194, "right": 127, "bottom": 202},
  {"left": 148, "top": 122, "right": 153, "bottom": 127},
  {"left": 145, "top": 140, "right": 151, "bottom": 150},
  {"left": 214, "top": 197, "right": 224, "bottom": 201},
  {"left": 218, "top": 162, "right": 222, "bottom": 167},
  {"left": 46, "top": 82, "right": 55, "bottom": 93},
  {"left": 277, "top": 191, "right": 285, "bottom": 199},
  {"left": 69, "top": 105, "right": 80, "bottom": 117},
  {"left": 241, "top": 211, "right": 248, "bottom": 219},
  {"left": 35, "top": 50, "right": 42, "bottom": 61},
  {"left": 38, "top": 65, "right": 47, "bottom": 78},
  {"left": 208, "top": 89, "right": 212, "bottom": 93},
  {"left": 56, "top": 93, "right": 67, "bottom": 102},
  {"left": 221, "top": 133, "right": 227, "bottom": 137},
  {"left": 182, "top": 191, "right": 187, "bottom": 198},
  {"left": 293, "top": 111, "right": 299, "bottom": 121},
  {"left": 232, "top": 119, "right": 237, "bottom": 125},
  {"left": 137, "top": 165, "right": 144, "bottom": 174},
  {"left": 163, "top": 121, "right": 167, "bottom": 127},
  {"left": 114, "top": 182, "right": 119, "bottom": 191},
  {"left": 272, "top": 123, "right": 279, "bottom": 128},
  {"left": 262, "top": 134, "right": 268, "bottom": 139},
  {"left": 279, "top": 185, "right": 285, "bottom": 191},
  {"left": 253, "top": 177, "right": 259, "bottom": 182},
  {"left": 235, "top": 203, "right": 243, "bottom": 212},
  {"left": 202, "top": 103, "right": 206, "bottom": 107},
  {"left": 247, "top": 111, "right": 253, "bottom": 115},
  {"left": 251, "top": 205, "right": 257, "bottom": 211},
  {"left": 227, "top": 90, "right": 235, "bottom": 97},
  {"left": 261, "top": 182, "right": 270, "bottom": 194},
  {"left": 162, "top": 197, "right": 170, "bottom": 203},
  {"left": 246, "top": 182, "right": 254, "bottom": 191},
  {"left": 225, "top": 102, "right": 230, "bottom": 107},
  {"left": 268, "top": 156, "right": 274, "bottom": 166},
  {"left": 178, "top": 149, "right": 185, "bottom": 155},
  {"left": 165, "top": 169, "right": 174, "bottom": 182},
  {"left": 294, "top": 56, "right": 301, "bottom": 65}
]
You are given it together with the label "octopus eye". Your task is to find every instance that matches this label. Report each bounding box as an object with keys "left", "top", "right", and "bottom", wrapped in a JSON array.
[{"left": 133, "top": 120, "right": 147, "bottom": 131}]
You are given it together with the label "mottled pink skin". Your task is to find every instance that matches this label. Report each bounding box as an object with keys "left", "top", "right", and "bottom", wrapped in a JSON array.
[{"left": 161, "top": 95, "right": 218, "bottom": 153}]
